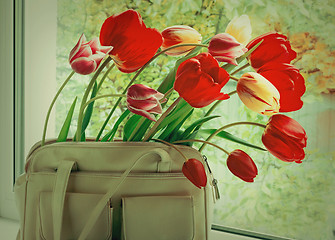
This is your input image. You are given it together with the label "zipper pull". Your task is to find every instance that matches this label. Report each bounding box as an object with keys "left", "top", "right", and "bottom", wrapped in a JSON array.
[{"left": 203, "top": 155, "right": 220, "bottom": 201}]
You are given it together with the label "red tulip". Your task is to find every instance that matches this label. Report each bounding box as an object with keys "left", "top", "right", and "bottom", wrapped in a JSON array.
[
  {"left": 227, "top": 150, "right": 258, "bottom": 182},
  {"left": 126, "top": 84, "right": 166, "bottom": 121},
  {"left": 246, "top": 32, "right": 297, "bottom": 70},
  {"left": 69, "top": 34, "right": 113, "bottom": 75},
  {"left": 262, "top": 114, "right": 307, "bottom": 163},
  {"left": 182, "top": 158, "right": 207, "bottom": 189},
  {"left": 258, "top": 63, "right": 306, "bottom": 112},
  {"left": 208, "top": 33, "right": 247, "bottom": 65},
  {"left": 99, "top": 10, "right": 163, "bottom": 73},
  {"left": 174, "top": 52, "right": 230, "bottom": 108},
  {"left": 161, "top": 25, "right": 202, "bottom": 56}
]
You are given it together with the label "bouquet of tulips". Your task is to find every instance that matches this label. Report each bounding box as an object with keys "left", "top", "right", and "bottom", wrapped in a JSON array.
[{"left": 41, "top": 9, "right": 307, "bottom": 188}]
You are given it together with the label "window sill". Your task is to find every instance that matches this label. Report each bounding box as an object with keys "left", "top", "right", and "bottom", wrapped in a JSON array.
[
  {"left": 0, "top": 217, "right": 19, "bottom": 239},
  {"left": 0, "top": 217, "right": 258, "bottom": 240}
]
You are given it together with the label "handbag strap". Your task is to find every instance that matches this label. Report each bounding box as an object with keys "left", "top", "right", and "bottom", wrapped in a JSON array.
[
  {"left": 77, "top": 148, "right": 171, "bottom": 240},
  {"left": 52, "top": 160, "right": 77, "bottom": 240}
]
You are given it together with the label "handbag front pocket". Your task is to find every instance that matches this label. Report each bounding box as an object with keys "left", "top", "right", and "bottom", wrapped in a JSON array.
[
  {"left": 122, "top": 195, "right": 194, "bottom": 240},
  {"left": 39, "top": 192, "right": 113, "bottom": 240}
]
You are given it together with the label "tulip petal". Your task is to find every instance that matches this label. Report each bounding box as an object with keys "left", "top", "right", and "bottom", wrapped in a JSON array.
[
  {"left": 227, "top": 150, "right": 258, "bottom": 182},
  {"left": 127, "top": 97, "right": 162, "bottom": 113},
  {"left": 70, "top": 57, "right": 97, "bottom": 75},
  {"left": 237, "top": 72, "right": 280, "bottom": 115},
  {"left": 182, "top": 159, "right": 207, "bottom": 188},
  {"left": 262, "top": 114, "right": 307, "bottom": 163},
  {"left": 258, "top": 62, "right": 306, "bottom": 112},
  {"left": 87, "top": 37, "right": 101, "bottom": 53},
  {"left": 99, "top": 9, "right": 163, "bottom": 73},
  {"left": 225, "top": 15, "right": 252, "bottom": 46},
  {"left": 246, "top": 32, "right": 297, "bottom": 70},
  {"left": 127, "top": 105, "right": 157, "bottom": 122},
  {"left": 126, "top": 84, "right": 164, "bottom": 121},
  {"left": 161, "top": 25, "right": 202, "bottom": 56},
  {"left": 262, "top": 129, "right": 305, "bottom": 163},
  {"left": 128, "top": 84, "right": 164, "bottom": 100},
  {"left": 174, "top": 53, "right": 230, "bottom": 108},
  {"left": 267, "top": 114, "right": 307, "bottom": 147},
  {"left": 69, "top": 33, "right": 86, "bottom": 62}
]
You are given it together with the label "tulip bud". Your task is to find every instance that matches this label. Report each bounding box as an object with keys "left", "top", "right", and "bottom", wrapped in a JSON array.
[
  {"left": 182, "top": 158, "right": 207, "bottom": 189},
  {"left": 227, "top": 150, "right": 258, "bottom": 182},
  {"left": 161, "top": 25, "right": 202, "bottom": 56},
  {"left": 69, "top": 34, "right": 113, "bottom": 75},
  {"left": 126, "top": 84, "right": 166, "bottom": 121},
  {"left": 225, "top": 15, "right": 252, "bottom": 46},
  {"left": 208, "top": 33, "right": 247, "bottom": 65},
  {"left": 237, "top": 72, "right": 280, "bottom": 115},
  {"left": 262, "top": 114, "right": 307, "bottom": 163}
]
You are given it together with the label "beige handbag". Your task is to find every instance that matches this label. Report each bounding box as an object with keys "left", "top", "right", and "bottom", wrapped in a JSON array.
[{"left": 14, "top": 140, "right": 217, "bottom": 240}]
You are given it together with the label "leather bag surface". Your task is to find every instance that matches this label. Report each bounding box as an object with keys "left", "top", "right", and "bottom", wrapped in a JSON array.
[{"left": 14, "top": 140, "right": 216, "bottom": 240}]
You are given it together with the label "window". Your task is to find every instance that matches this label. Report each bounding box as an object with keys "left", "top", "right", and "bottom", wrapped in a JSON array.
[{"left": 2, "top": 1, "right": 334, "bottom": 240}]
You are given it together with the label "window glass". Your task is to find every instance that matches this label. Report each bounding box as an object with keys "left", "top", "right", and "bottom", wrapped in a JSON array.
[{"left": 55, "top": 1, "right": 335, "bottom": 239}]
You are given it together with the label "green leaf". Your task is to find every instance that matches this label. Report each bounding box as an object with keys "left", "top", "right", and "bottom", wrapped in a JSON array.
[
  {"left": 159, "top": 99, "right": 192, "bottom": 130},
  {"left": 123, "top": 114, "right": 143, "bottom": 141},
  {"left": 101, "top": 109, "right": 130, "bottom": 142},
  {"left": 181, "top": 115, "right": 221, "bottom": 140},
  {"left": 129, "top": 117, "right": 152, "bottom": 141},
  {"left": 82, "top": 81, "right": 98, "bottom": 133},
  {"left": 200, "top": 128, "right": 267, "bottom": 151},
  {"left": 223, "top": 39, "right": 263, "bottom": 73},
  {"left": 159, "top": 108, "right": 194, "bottom": 141},
  {"left": 57, "top": 97, "right": 77, "bottom": 142}
]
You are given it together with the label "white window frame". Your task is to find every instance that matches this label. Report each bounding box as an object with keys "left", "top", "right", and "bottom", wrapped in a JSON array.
[
  {"left": 0, "top": 0, "right": 57, "bottom": 220},
  {"left": 0, "top": 0, "right": 16, "bottom": 221}
]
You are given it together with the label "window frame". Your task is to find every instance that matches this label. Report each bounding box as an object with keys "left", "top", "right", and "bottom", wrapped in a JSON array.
[{"left": 0, "top": 0, "right": 17, "bottom": 221}]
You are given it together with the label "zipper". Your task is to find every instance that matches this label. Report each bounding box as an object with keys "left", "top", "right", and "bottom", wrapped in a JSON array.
[{"left": 203, "top": 155, "right": 220, "bottom": 201}]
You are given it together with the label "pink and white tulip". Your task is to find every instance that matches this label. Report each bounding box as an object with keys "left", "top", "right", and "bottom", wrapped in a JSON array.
[
  {"left": 69, "top": 34, "right": 113, "bottom": 75},
  {"left": 126, "top": 84, "right": 166, "bottom": 121},
  {"left": 208, "top": 33, "right": 247, "bottom": 65}
]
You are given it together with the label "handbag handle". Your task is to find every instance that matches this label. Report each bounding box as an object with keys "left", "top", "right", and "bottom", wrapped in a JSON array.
[
  {"left": 52, "top": 148, "right": 172, "bottom": 240},
  {"left": 52, "top": 160, "right": 77, "bottom": 240}
]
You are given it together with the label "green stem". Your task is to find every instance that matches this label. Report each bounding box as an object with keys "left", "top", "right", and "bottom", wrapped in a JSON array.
[
  {"left": 230, "top": 76, "right": 239, "bottom": 81},
  {"left": 95, "top": 43, "right": 208, "bottom": 141},
  {"left": 230, "top": 62, "right": 250, "bottom": 76},
  {"left": 41, "top": 70, "right": 75, "bottom": 146},
  {"left": 173, "top": 139, "right": 230, "bottom": 156},
  {"left": 97, "top": 63, "right": 115, "bottom": 90},
  {"left": 81, "top": 94, "right": 126, "bottom": 112},
  {"left": 76, "top": 57, "right": 112, "bottom": 141},
  {"left": 142, "top": 97, "right": 182, "bottom": 142},
  {"left": 163, "top": 88, "right": 174, "bottom": 99},
  {"left": 199, "top": 121, "right": 266, "bottom": 152}
]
